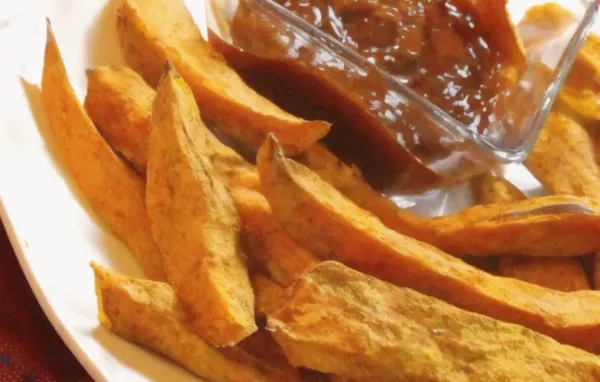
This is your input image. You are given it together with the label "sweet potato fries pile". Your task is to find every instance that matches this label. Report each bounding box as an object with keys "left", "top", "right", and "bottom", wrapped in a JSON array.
[{"left": 40, "top": 0, "right": 600, "bottom": 380}]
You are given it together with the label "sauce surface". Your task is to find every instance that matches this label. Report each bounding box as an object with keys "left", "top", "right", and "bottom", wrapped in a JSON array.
[
  {"left": 225, "top": 0, "right": 523, "bottom": 192},
  {"left": 233, "top": 0, "right": 517, "bottom": 133}
]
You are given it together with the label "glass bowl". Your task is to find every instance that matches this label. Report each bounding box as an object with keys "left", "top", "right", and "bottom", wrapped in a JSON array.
[{"left": 205, "top": 0, "right": 599, "bottom": 196}]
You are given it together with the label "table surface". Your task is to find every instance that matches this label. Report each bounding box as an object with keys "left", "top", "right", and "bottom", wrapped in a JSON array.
[{"left": 0, "top": 219, "right": 91, "bottom": 381}]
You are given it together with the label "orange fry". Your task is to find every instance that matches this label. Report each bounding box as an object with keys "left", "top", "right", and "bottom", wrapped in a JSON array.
[
  {"left": 116, "top": 0, "right": 329, "bottom": 154},
  {"left": 231, "top": 188, "right": 319, "bottom": 287},
  {"left": 84, "top": 66, "right": 154, "bottom": 173},
  {"left": 519, "top": 4, "right": 600, "bottom": 122},
  {"left": 268, "top": 261, "right": 600, "bottom": 381},
  {"left": 517, "top": 3, "right": 577, "bottom": 49},
  {"left": 472, "top": 170, "right": 526, "bottom": 205},
  {"left": 294, "top": 144, "right": 422, "bottom": 237},
  {"left": 419, "top": 196, "right": 600, "bottom": 257},
  {"left": 299, "top": 146, "right": 600, "bottom": 258},
  {"left": 146, "top": 64, "right": 255, "bottom": 346},
  {"left": 525, "top": 113, "right": 600, "bottom": 199},
  {"left": 499, "top": 257, "right": 590, "bottom": 292},
  {"left": 257, "top": 134, "right": 600, "bottom": 351},
  {"left": 84, "top": 66, "right": 322, "bottom": 287},
  {"left": 84, "top": 66, "right": 260, "bottom": 191},
  {"left": 41, "top": 23, "right": 165, "bottom": 281},
  {"left": 92, "top": 263, "right": 300, "bottom": 381},
  {"left": 559, "top": 33, "right": 600, "bottom": 122},
  {"left": 472, "top": 167, "right": 590, "bottom": 291},
  {"left": 251, "top": 274, "right": 285, "bottom": 318}
]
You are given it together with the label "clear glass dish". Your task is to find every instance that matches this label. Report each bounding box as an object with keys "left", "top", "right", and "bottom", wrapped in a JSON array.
[{"left": 206, "top": 0, "right": 599, "bottom": 196}]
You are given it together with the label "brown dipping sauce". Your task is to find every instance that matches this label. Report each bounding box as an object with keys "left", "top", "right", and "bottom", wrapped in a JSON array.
[
  {"left": 219, "top": 0, "right": 521, "bottom": 192},
  {"left": 271, "top": 0, "right": 513, "bottom": 131}
]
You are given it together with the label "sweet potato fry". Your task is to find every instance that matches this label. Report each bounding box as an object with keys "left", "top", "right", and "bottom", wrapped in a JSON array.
[
  {"left": 293, "top": 134, "right": 600, "bottom": 259},
  {"left": 84, "top": 65, "right": 261, "bottom": 191},
  {"left": 559, "top": 34, "right": 600, "bottom": 122},
  {"left": 231, "top": 188, "right": 319, "bottom": 287},
  {"left": 525, "top": 113, "right": 600, "bottom": 199},
  {"left": 251, "top": 274, "right": 285, "bottom": 318},
  {"left": 517, "top": 3, "right": 577, "bottom": 50},
  {"left": 561, "top": 87, "right": 600, "bottom": 124},
  {"left": 82, "top": 65, "right": 416, "bottom": 238},
  {"left": 420, "top": 196, "right": 600, "bottom": 257},
  {"left": 520, "top": 4, "right": 600, "bottom": 122},
  {"left": 294, "top": 144, "right": 423, "bottom": 237},
  {"left": 115, "top": 0, "right": 329, "bottom": 154},
  {"left": 499, "top": 257, "right": 590, "bottom": 292},
  {"left": 41, "top": 22, "right": 165, "bottom": 281},
  {"left": 91, "top": 263, "right": 300, "bottom": 381},
  {"left": 299, "top": 145, "right": 600, "bottom": 258},
  {"left": 146, "top": 63, "right": 255, "bottom": 346},
  {"left": 84, "top": 66, "right": 154, "bottom": 173},
  {"left": 257, "top": 134, "right": 600, "bottom": 351},
  {"left": 472, "top": 170, "right": 526, "bottom": 205},
  {"left": 472, "top": 168, "right": 590, "bottom": 291},
  {"left": 268, "top": 261, "right": 600, "bottom": 381},
  {"left": 84, "top": 66, "right": 317, "bottom": 287},
  {"left": 467, "top": 170, "right": 522, "bottom": 273}
]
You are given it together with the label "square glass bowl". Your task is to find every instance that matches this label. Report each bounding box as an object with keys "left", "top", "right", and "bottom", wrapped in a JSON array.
[{"left": 206, "top": 0, "right": 599, "bottom": 196}]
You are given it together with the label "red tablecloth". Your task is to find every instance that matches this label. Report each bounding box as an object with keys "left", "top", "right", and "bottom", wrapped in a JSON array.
[{"left": 0, "top": 221, "right": 91, "bottom": 381}]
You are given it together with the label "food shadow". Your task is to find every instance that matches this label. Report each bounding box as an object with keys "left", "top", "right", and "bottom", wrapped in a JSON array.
[
  {"left": 86, "top": 0, "right": 126, "bottom": 67},
  {"left": 19, "top": 78, "right": 142, "bottom": 278}
]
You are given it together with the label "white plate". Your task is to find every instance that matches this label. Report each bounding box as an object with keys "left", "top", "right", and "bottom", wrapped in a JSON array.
[
  {"left": 0, "top": 0, "right": 591, "bottom": 380},
  {"left": 0, "top": 0, "right": 205, "bottom": 380}
]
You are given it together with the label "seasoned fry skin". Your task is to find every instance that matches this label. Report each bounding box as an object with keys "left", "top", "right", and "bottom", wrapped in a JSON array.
[
  {"left": 91, "top": 263, "right": 300, "bottom": 381},
  {"left": 231, "top": 188, "right": 319, "bottom": 287},
  {"left": 499, "top": 257, "right": 590, "bottom": 292},
  {"left": 518, "top": 4, "right": 600, "bottom": 122},
  {"left": 525, "top": 113, "right": 600, "bottom": 199},
  {"left": 559, "top": 34, "right": 600, "bottom": 122},
  {"left": 301, "top": 145, "right": 600, "bottom": 257},
  {"left": 471, "top": 171, "right": 526, "bottom": 205},
  {"left": 294, "top": 144, "right": 423, "bottom": 237},
  {"left": 251, "top": 274, "right": 285, "bottom": 318},
  {"left": 301, "top": 147, "right": 600, "bottom": 257},
  {"left": 146, "top": 64, "right": 255, "bottom": 346},
  {"left": 84, "top": 66, "right": 260, "bottom": 190},
  {"left": 561, "top": 87, "right": 600, "bottom": 123},
  {"left": 84, "top": 66, "right": 154, "bottom": 173},
  {"left": 420, "top": 197, "right": 600, "bottom": 257},
  {"left": 41, "top": 23, "right": 165, "bottom": 281},
  {"left": 268, "top": 261, "right": 600, "bottom": 382},
  {"left": 472, "top": 169, "right": 590, "bottom": 291},
  {"left": 517, "top": 3, "right": 577, "bottom": 50},
  {"left": 115, "top": 0, "right": 329, "bottom": 154},
  {"left": 467, "top": 171, "right": 522, "bottom": 273},
  {"left": 257, "top": 134, "right": 600, "bottom": 351},
  {"left": 84, "top": 65, "right": 317, "bottom": 287}
]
